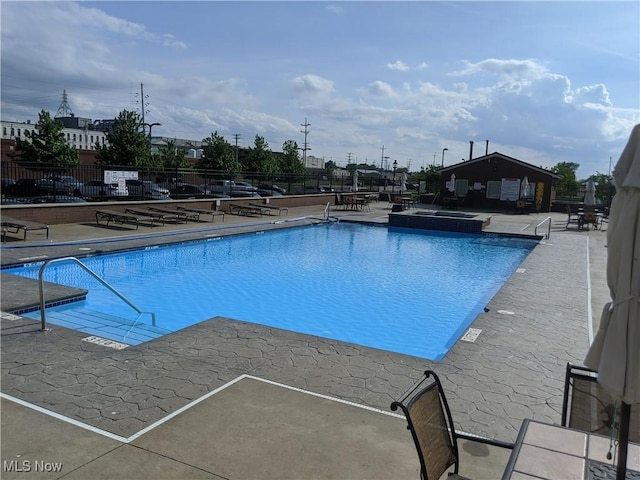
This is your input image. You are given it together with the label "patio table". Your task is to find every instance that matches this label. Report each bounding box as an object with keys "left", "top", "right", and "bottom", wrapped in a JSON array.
[{"left": 502, "top": 419, "right": 640, "bottom": 480}]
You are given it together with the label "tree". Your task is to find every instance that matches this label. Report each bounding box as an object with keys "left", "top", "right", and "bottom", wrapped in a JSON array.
[
  {"left": 8, "top": 110, "right": 79, "bottom": 170},
  {"left": 95, "top": 110, "right": 153, "bottom": 167},
  {"left": 246, "top": 135, "right": 275, "bottom": 173},
  {"left": 279, "top": 140, "right": 305, "bottom": 175},
  {"left": 551, "top": 161, "right": 580, "bottom": 197},
  {"left": 197, "top": 131, "right": 239, "bottom": 176},
  {"left": 157, "top": 139, "right": 189, "bottom": 169}
]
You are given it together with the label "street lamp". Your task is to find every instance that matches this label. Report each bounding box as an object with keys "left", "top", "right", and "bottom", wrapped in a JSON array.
[
  {"left": 144, "top": 122, "right": 161, "bottom": 138},
  {"left": 392, "top": 160, "right": 398, "bottom": 194},
  {"left": 441, "top": 147, "right": 448, "bottom": 168}
]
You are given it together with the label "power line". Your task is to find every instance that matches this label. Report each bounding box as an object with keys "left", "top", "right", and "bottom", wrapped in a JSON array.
[{"left": 299, "top": 117, "right": 311, "bottom": 164}]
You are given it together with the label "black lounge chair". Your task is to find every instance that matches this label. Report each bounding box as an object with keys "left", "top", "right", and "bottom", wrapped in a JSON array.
[
  {"left": 147, "top": 206, "right": 199, "bottom": 222},
  {"left": 227, "top": 203, "right": 269, "bottom": 216},
  {"left": 391, "top": 370, "right": 513, "bottom": 480},
  {"left": 176, "top": 205, "right": 225, "bottom": 222},
  {"left": 95, "top": 209, "right": 157, "bottom": 229},
  {"left": 125, "top": 208, "right": 181, "bottom": 225},
  {"left": 1, "top": 216, "right": 49, "bottom": 241},
  {"left": 249, "top": 202, "right": 289, "bottom": 216}
]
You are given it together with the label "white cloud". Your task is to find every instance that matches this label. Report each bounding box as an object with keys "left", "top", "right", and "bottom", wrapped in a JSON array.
[
  {"left": 368, "top": 81, "right": 397, "bottom": 98},
  {"left": 451, "top": 58, "right": 549, "bottom": 81},
  {"left": 387, "top": 60, "right": 410, "bottom": 71},
  {"left": 292, "top": 74, "right": 335, "bottom": 96}
]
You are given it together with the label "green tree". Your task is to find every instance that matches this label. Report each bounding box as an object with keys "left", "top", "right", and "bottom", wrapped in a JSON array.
[
  {"left": 246, "top": 135, "right": 275, "bottom": 173},
  {"left": 157, "top": 139, "right": 189, "bottom": 169},
  {"left": 279, "top": 140, "right": 305, "bottom": 175},
  {"left": 197, "top": 131, "right": 239, "bottom": 176},
  {"left": 8, "top": 110, "right": 79, "bottom": 169},
  {"left": 413, "top": 164, "right": 442, "bottom": 193},
  {"left": 551, "top": 161, "right": 580, "bottom": 197},
  {"left": 95, "top": 110, "right": 153, "bottom": 167}
]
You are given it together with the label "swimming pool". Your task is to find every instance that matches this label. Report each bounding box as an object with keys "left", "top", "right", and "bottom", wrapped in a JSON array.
[{"left": 7, "top": 223, "right": 537, "bottom": 360}]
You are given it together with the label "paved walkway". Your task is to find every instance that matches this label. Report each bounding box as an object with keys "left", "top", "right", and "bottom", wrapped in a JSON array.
[{"left": 0, "top": 202, "right": 609, "bottom": 479}]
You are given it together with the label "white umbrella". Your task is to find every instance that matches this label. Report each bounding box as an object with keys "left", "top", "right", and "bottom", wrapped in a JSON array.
[
  {"left": 584, "top": 123, "right": 640, "bottom": 480},
  {"left": 520, "top": 176, "right": 529, "bottom": 199},
  {"left": 352, "top": 170, "right": 358, "bottom": 193},
  {"left": 400, "top": 172, "right": 407, "bottom": 192},
  {"left": 584, "top": 178, "right": 596, "bottom": 206},
  {"left": 448, "top": 173, "right": 456, "bottom": 193}
]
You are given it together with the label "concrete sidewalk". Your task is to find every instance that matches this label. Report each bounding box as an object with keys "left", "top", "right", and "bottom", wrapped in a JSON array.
[{"left": 0, "top": 202, "right": 610, "bottom": 479}]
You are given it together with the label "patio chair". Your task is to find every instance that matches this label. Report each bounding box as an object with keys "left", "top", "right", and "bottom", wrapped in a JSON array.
[
  {"left": 561, "top": 363, "right": 639, "bottom": 444},
  {"left": 391, "top": 370, "right": 513, "bottom": 480},
  {"left": 565, "top": 205, "right": 581, "bottom": 228}
]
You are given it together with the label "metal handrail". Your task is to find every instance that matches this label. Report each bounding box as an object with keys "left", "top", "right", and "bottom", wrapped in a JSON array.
[
  {"left": 38, "top": 256, "right": 156, "bottom": 331},
  {"left": 324, "top": 202, "right": 330, "bottom": 219},
  {"left": 534, "top": 216, "right": 552, "bottom": 239}
]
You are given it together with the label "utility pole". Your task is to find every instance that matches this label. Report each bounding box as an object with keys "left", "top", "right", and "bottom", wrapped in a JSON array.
[
  {"left": 347, "top": 152, "right": 353, "bottom": 165},
  {"left": 299, "top": 118, "right": 311, "bottom": 166},
  {"left": 233, "top": 134, "right": 241, "bottom": 165},
  {"left": 380, "top": 145, "right": 385, "bottom": 170}
]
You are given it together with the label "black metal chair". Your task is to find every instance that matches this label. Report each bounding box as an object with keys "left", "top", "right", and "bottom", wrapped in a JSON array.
[
  {"left": 391, "top": 370, "right": 513, "bottom": 480},
  {"left": 561, "top": 363, "right": 639, "bottom": 443}
]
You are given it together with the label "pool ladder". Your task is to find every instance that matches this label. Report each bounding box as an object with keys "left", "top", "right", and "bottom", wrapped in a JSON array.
[
  {"left": 37, "top": 256, "right": 156, "bottom": 332},
  {"left": 534, "top": 216, "right": 552, "bottom": 239}
]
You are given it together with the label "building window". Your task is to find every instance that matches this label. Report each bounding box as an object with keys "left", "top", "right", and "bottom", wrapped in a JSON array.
[
  {"left": 73, "top": 133, "right": 76, "bottom": 141},
  {"left": 486, "top": 181, "right": 501, "bottom": 199},
  {"left": 2, "top": 127, "right": 6, "bottom": 136},
  {"left": 454, "top": 179, "right": 469, "bottom": 197},
  {"left": 10, "top": 128, "right": 15, "bottom": 137},
  {"left": 17, "top": 129, "right": 21, "bottom": 137}
]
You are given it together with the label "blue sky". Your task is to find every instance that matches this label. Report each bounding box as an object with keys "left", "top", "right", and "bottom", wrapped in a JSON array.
[{"left": 1, "top": 1, "right": 638, "bottom": 178}]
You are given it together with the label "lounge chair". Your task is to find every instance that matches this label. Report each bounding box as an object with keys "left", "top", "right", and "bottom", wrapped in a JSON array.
[
  {"left": 147, "top": 206, "right": 199, "bottom": 222},
  {"left": 227, "top": 203, "right": 269, "bottom": 216},
  {"left": 176, "top": 205, "right": 225, "bottom": 222},
  {"left": 125, "top": 208, "right": 181, "bottom": 225},
  {"left": 96, "top": 209, "right": 158, "bottom": 229},
  {"left": 565, "top": 205, "right": 581, "bottom": 228},
  {"left": 249, "top": 202, "right": 289, "bottom": 216},
  {"left": 391, "top": 370, "right": 513, "bottom": 480},
  {"left": 1, "top": 216, "right": 49, "bottom": 241},
  {"left": 561, "top": 363, "right": 639, "bottom": 443}
]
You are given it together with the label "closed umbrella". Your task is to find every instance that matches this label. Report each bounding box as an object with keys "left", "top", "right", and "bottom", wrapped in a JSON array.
[
  {"left": 520, "top": 176, "right": 529, "bottom": 199},
  {"left": 448, "top": 173, "right": 456, "bottom": 193},
  {"left": 400, "top": 172, "right": 408, "bottom": 192},
  {"left": 584, "top": 178, "right": 597, "bottom": 206},
  {"left": 584, "top": 123, "right": 640, "bottom": 480},
  {"left": 352, "top": 169, "right": 358, "bottom": 193}
]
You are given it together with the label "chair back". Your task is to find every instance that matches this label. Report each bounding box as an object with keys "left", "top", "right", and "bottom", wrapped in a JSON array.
[
  {"left": 391, "top": 371, "right": 458, "bottom": 480},
  {"left": 561, "top": 363, "right": 639, "bottom": 443}
]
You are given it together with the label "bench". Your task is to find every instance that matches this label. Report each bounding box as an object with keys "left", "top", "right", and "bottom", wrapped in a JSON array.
[
  {"left": 249, "top": 203, "right": 289, "bottom": 216},
  {"left": 176, "top": 206, "right": 225, "bottom": 222},
  {"left": 227, "top": 203, "right": 269, "bottom": 216},
  {"left": 1, "top": 216, "right": 49, "bottom": 241},
  {"left": 96, "top": 209, "right": 157, "bottom": 229}
]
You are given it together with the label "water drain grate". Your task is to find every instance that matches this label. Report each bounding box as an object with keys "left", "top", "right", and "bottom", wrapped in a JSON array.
[
  {"left": 83, "top": 336, "right": 129, "bottom": 350},
  {"left": 461, "top": 328, "right": 481, "bottom": 342}
]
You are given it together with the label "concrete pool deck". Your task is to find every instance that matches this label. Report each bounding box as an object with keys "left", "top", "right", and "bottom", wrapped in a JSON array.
[{"left": 0, "top": 201, "right": 611, "bottom": 479}]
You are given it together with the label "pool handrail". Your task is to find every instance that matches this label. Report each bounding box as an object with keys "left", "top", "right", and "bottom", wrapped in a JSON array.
[
  {"left": 38, "top": 256, "right": 156, "bottom": 331},
  {"left": 534, "top": 216, "right": 552, "bottom": 239}
]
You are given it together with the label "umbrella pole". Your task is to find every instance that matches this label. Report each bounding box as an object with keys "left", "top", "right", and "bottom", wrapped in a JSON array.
[{"left": 616, "top": 402, "right": 630, "bottom": 480}]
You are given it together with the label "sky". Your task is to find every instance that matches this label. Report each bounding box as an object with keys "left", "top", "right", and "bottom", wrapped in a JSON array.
[{"left": 1, "top": 1, "right": 638, "bottom": 179}]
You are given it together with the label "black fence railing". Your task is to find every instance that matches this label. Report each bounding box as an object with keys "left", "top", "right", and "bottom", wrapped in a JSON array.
[{"left": 1, "top": 162, "right": 395, "bottom": 203}]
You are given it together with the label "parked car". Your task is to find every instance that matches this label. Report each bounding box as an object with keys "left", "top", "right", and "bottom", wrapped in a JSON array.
[
  {"left": 256, "top": 189, "right": 283, "bottom": 197},
  {"left": 257, "top": 184, "right": 286, "bottom": 195},
  {"left": 169, "top": 184, "right": 213, "bottom": 199},
  {"left": 125, "top": 180, "right": 170, "bottom": 200},
  {"left": 3, "top": 178, "right": 70, "bottom": 197},
  {"left": 76, "top": 180, "right": 128, "bottom": 200},
  {"left": 233, "top": 181, "right": 258, "bottom": 192},
  {"left": 36, "top": 175, "right": 83, "bottom": 193}
]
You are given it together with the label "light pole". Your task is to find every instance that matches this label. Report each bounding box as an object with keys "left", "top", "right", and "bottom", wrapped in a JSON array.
[
  {"left": 144, "top": 122, "right": 161, "bottom": 138},
  {"left": 441, "top": 147, "right": 448, "bottom": 168},
  {"left": 392, "top": 160, "right": 398, "bottom": 194}
]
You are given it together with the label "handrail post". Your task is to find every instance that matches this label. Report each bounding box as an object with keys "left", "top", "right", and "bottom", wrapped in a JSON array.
[
  {"left": 534, "top": 216, "right": 552, "bottom": 239},
  {"left": 38, "top": 256, "right": 155, "bottom": 333}
]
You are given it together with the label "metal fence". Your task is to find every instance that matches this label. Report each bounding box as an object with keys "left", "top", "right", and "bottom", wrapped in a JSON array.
[{"left": 1, "top": 161, "right": 396, "bottom": 203}]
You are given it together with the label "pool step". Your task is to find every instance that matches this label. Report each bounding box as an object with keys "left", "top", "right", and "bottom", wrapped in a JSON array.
[{"left": 23, "top": 307, "right": 172, "bottom": 346}]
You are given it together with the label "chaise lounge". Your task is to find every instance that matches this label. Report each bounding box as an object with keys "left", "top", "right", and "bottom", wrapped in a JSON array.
[
  {"left": 1, "top": 216, "right": 49, "bottom": 241},
  {"left": 95, "top": 209, "right": 158, "bottom": 229},
  {"left": 176, "top": 205, "right": 225, "bottom": 222}
]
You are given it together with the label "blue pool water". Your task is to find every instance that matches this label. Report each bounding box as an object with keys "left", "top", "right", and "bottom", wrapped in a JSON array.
[{"left": 7, "top": 223, "right": 536, "bottom": 360}]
